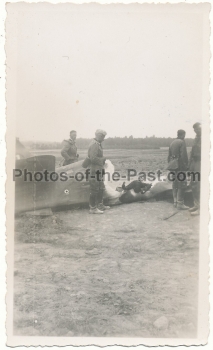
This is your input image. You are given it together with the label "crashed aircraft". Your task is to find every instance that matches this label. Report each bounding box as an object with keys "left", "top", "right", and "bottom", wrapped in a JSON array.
[{"left": 14, "top": 139, "right": 192, "bottom": 215}]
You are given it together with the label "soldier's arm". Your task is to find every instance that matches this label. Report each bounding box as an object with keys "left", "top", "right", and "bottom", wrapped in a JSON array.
[
  {"left": 141, "top": 183, "right": 152, "bottom": 194},
  {"left": 88, "top": 143, "right": 106, "bottom": 166},
  {"left": 180, "top": 141, "right": 188, "bottom": 169},
  {"left": 122, "top": 180, "right": 137, "bottom": 191},
  {"left": 61, "top": 142, "right": 72, "bottom": 161}
]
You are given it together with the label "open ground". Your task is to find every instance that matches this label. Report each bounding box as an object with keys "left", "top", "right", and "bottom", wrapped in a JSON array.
[{"left": 13, "top": 148, "right": 199, "bottom": 337}]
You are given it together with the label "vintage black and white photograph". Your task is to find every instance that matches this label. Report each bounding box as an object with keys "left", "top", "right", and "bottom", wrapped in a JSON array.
[{"left": 6, "top": 2, "right": 210, "bottom": 346}]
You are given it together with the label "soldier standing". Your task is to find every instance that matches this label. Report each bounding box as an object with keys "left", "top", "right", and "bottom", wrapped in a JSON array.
[
  {"left": 167, "top": 129, "right": 189, "bottom": 209},
  {"left": 188, "top": 122, "right": 201, "bottom": 216},
  {"left": 88, "top": 129, "right": 110, "bottom": 214},
  {"left": 61, "top": 130, "right": 79, "bottom": 166}
]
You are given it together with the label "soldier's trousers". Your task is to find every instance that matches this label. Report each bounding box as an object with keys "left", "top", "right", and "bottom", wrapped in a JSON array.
[
  {"left": 89, "top": 177, "right": 105, "bottom": 208},
  {"left": 190, "top": 160, "right": 201, "bottom": 209},
  {"left": 171, "top": 171, "right": 187, "bottom": 204}
]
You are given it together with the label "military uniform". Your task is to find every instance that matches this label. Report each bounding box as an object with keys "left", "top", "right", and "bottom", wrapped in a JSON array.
[
  {"left": 61, "top": 139, "right": 78, "bottom": 166},
  {"left": 189, "top": 135, "right": 201, "bottom": 209},
  {"left": 88, "top": 139, "right": 106, "bottom": 209},
  {"left": 168, "top": 138, "right": 188, "bottom": 206},
  {"left": 122, "top": 180, "right": 152, "bottom": 194}
]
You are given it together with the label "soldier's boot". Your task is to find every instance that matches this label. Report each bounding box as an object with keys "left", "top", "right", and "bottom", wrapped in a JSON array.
[
  {"left": 189, "top": 184, "right": 200, "bottom": 214},
  {"left": 97, "top": 190, "right": 110, "bottom": 211},
  {"left": 189, "top": 206, "right": 199, "bottom": 212},
  {"left": 89, "top": 193, "right": 96, "bottom": 208},
  {"left": 98, "top": 203, "right": 110, "bottom": 211},
  {"left": 176, "top": 188, "right": 189, "bottom": 210},
  {"left": 89, "top": 193, "right": 103, "bottom": 213},
  {"left": 190, "top": 209, "right": 200, "bottom": 216},
  {"left": 89, "top": 207, "right": 104, "bottom": 214},
  {"left": 177, "top": 201, "right": 189, "bottom": 210}
]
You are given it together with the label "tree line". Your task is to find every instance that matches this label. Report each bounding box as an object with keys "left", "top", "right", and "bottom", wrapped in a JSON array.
[{"left": 23, "top": 136, "right": 194, "bottom": 150}]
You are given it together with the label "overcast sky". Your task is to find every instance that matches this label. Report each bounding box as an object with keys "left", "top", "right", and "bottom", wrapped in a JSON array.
[{"left": 10, "top": 3, "right": 208, "bottom": 141}]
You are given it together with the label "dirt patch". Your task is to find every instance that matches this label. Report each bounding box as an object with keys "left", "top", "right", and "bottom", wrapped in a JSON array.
[{"left": 14, "top": 201, "right": 199, "bottom": 337}]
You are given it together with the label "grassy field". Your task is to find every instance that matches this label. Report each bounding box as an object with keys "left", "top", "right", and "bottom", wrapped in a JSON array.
[
  {"left": 31, "top": 147, "right": 191, "bottom": 172},
  {"left": 13, "top": 148, "right": 199, "bottom": 338},
  {"left": 31, "top": 147, "right": 172, "bottom": 173}
]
